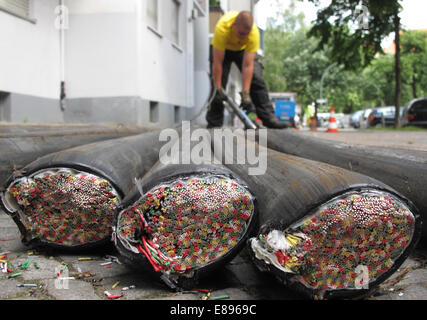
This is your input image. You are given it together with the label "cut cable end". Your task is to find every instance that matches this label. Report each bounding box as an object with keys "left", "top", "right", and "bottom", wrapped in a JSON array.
[
  {"left": 115, "top": 174, "right": 256, "bottom": 281},
  {"left": 2, "top": 168, "right": 120, "bottom": 247},
  {"left": 250, "top": 188, "right": 418, "bottom": 299}
]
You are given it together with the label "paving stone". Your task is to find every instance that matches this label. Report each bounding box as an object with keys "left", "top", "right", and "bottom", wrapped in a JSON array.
[
  {"left": 2, "top": 202, "right": 427, "bottom": 300},
  {"left": 0, "top": 279, "right": 28, "bottom": 299},
  {"left": 225, "top": 260, "right": 266, "bottom": 287},
  {"left": 376, "top": 282, "right": 427, "bottom": 300},
  {"left": 59, "top": 254, "right": 130, "bottom": 278},
  {"left": 43, "top": 278, "right": 101, "bottom": 300},
  {"left": 153, "top": 292, "right": 201, "bottom": 300},
  {"left": 95, "top": 272, "right": 167, "bottom": 300},
  {"left": 17, "top": 256, "right": 63, "bottom": 281},
  {"left": 207, "top": 287, "right": 257, "bottom": 300},
  {"left": 396, "top": 268, "right": 427, "bottom": 286},
  {"left": 0, "top": 213, "right": 26, "bottom": 253}
]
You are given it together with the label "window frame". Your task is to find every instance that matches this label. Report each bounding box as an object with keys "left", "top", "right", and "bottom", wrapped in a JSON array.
[
  {"left": 0, "top": 0, "right": 36, "bottom": 24},
  {"left": 146, "top": 0, "right": 161, "bottom": 37},
  {"left": 170, "top": 0, "right": 181, "bottom": 47}
]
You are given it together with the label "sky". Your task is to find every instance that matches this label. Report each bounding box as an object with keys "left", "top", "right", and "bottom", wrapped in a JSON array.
[{"left": 256, "top": 0, "right": 427, "bottom": 46}]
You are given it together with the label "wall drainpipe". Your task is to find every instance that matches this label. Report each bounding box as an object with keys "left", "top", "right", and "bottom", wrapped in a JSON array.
[{"left": 58, "top": 0, "right": 67, "bottom": 111}]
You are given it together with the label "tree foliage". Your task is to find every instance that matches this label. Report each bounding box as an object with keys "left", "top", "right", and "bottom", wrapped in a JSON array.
[
  {"left": 401, "top": 30, "right": 427, "bottom": 99},
  {"left": 306, "top": 0, "right": 404, "bottom": 126},
  {"left": 307, "top": 0, "right": 401, "bottom": 70},
  {"left": 263, "top": 2, "right": 370, "bottom": 113},
  {"left": 262, "top": 0, "right": 427, "bottom": 119}
]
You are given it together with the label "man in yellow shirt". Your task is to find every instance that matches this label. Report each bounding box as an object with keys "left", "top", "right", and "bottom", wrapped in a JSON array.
[{"left": 207, "top": 11, "right": 288, "bottom": 129}]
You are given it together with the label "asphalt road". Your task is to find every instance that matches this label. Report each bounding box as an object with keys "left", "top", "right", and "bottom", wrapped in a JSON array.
[{"left": 299, "top": 127, "right": 427, "bottom": 152}]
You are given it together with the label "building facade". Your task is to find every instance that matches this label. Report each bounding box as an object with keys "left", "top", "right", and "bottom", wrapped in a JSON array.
[{"left": 0, "top": 0, "right": 210, "bottom": 127}]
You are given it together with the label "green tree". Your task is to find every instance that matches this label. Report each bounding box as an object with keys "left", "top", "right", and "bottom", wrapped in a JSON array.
[
  {"left": 363, "top": 54, "right": 395, "bottom": 106},
  {"left": 263, "top": 25, "right": 289, "bottom": 92},
  {"left": 306, "top": 0, "right": 404, "bottom": 127},
  {"left": 401, "top": 30, "right": 427, "bottom": 99},
  {"left": 263, "top": 2, "right": 371, "bottom": 114}
]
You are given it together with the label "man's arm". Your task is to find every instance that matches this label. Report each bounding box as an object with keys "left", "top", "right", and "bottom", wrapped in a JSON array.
[
  {"left": 212, "top": 47, "right": 225, "bottom": 89},
  {"left": 242, "top": 51, "right": 256, "bottom": 92}
]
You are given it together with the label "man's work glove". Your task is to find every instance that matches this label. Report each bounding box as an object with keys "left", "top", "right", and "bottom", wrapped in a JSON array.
[
  {"left": 214, "top": 87, "right": 227, "bottom": 102},
  {"left": 240, "top": 91, "right": 255, "bottom": 113},
  {"left": 240, "top": 91, "right": 258, "bottom": 121}
]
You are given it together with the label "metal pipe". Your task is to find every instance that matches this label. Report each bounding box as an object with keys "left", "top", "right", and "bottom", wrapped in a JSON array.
[
  {"left": 319, "top": 62, "right": 337, "bottom": 112},
  {"left": 58, "top": 0, "right": 67, "bottom": 111},
  {"left": 223, "top": 95, "right": 258, "bottom": 130}
]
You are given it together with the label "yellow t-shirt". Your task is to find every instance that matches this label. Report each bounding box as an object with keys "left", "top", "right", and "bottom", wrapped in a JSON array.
[{"left": 212, "top": 11, "right": 260, "bottom": 52}]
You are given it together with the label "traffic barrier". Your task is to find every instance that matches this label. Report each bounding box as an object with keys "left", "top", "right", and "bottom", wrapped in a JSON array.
[{"left": 327, "top": 106, "right": 339, "bottom": 133}]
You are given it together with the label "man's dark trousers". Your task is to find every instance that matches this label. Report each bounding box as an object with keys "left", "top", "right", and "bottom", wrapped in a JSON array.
[{"left": 206, "top": 47, "right": 275, "bottom": 127}]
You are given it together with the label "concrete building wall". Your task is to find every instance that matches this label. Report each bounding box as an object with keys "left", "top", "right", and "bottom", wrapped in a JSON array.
[
  {"left": 190, "top": 0, "right": 211, "bottom": 125},
  {"left": 65, "top": 1, "right": 138, "bottom": 99},
  {"left": 0, "top": 0, "right": 63, "bottom": 122},
  {"left": 221, "top": 0, "right": 253, "bottom": 12},
  {"left": 64, "top": 0, "right": 192, "bottom": 127},
  {"left": 0, "top": 0, "right": 210, "bottom": 126},
  {"left": 0, "top": 0, "right": 60, "bottom": 99}
]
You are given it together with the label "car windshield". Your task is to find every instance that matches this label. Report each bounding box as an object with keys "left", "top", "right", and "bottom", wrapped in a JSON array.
[
  {"left": 412, "top": 100, "right": 427, "bottom": 111},
  {"left": 383, "top": 109, "right": 395, "bottom": 116},
  {"left": 374, "top": 107, "right": 394, "bottom": 116}
]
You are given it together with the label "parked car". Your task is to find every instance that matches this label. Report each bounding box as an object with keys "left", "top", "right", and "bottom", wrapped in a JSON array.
[
  {"left": 350, "top": 110, "right": 364, "bottom": 128},
  {"left": 367, "top": 106, "right": 396, "bottom": 127},
  {"left": 316, "top": 112, "right": 330, "bottom": 127},
  {"left": 359, "top": 108, "right": 373, "bottom": 129},
  {"left": 402, "top": 97, "right": 427, "bottom": 127},
  {"left": 315, "top": 112, "right": 345, "bottom": 128},
  {"left": 335, "top": 113, "right": 346, "bottom": 129}
]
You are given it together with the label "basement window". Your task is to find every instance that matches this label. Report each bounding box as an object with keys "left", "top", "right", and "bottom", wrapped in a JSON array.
[
  {"left": 0, "top": 0, "right": 36, "bottom": 23},
  {"left": 174, "top": 106, "right": 181, "bottom": 124},
  {"left": 150, "top": 101, "right": 159, "bottom": 123}
]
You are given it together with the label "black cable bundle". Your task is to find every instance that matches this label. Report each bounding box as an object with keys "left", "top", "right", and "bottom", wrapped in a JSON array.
[
  {"left": 266, "top": 128, "right": 427, "bottom": 243},
  {"left": 0, "top": 130, "right": 165, "bottom": 250},
  {"left": 0, "top": 124, "right": 148, "bottom": 185},
  {"left": 210, "top": 131, "right": 422, "bottom": 299},
  {"left": 113, "top": 130, "right": 258, "bottom": 290}
]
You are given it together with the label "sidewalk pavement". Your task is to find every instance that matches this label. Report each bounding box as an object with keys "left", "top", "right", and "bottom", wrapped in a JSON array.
[{"left": 1, "top": 209, "right": 426, "bottom": 300}]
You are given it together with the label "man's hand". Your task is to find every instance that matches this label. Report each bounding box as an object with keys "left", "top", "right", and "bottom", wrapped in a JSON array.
[
  {"left": 215, "top": 87, "right": 227, "bottom": 101},
  {"left": 240, "top": 91, "right": 255, "bottom": 112}
]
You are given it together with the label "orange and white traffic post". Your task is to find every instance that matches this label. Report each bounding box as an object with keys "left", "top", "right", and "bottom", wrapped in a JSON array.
[{"left": 326, "top": 106, "right": 339, "bottom": 133}]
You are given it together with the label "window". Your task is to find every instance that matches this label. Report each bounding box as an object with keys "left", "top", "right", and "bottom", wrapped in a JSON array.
[
  {"left": 146, "top": 0, "right": 158, "bottom": 31},
  {"left": 0, "top": 91, "right": 11, "bottom": 121},
  {"left": 195, "top": 0, "right": 206, "bottom": 9},
  {"left": 0, "top": 0, "right": 33, "bottom": 22},
  {"left": 170, "top": 0, "right": 180, "bottom": 45},
  {"left": 174, "top": 106, "right": 181, "bottom": 124},
  {"left": 150, "top": 101, "right": 159, "bottom": 123},
  {"left": 413, "top": 101, "right": 427, "bottom": 112},
  {"left": 193, "top": 0, "right": 206, "bottom": 17}
]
